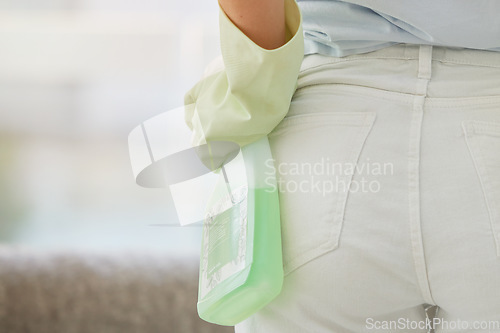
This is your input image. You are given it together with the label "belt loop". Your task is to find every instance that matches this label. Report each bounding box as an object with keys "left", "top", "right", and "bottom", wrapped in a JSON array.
[{"left": 418, "top": 45, "right": 433, "bottom": 80}]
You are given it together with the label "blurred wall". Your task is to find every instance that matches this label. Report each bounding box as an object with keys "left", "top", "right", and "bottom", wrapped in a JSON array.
[{"left": 0, "top": 0, "right": 221, "bottom": 253}]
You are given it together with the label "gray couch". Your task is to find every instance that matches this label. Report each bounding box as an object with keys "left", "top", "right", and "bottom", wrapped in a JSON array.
[{"left": 0, "top": 247, "right": 234, "bottom": 333}]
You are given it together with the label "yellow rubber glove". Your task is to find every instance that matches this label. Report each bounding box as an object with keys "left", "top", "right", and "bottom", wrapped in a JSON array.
[{"left": 184, "top": 0, "right": 304, "bottom": 147}]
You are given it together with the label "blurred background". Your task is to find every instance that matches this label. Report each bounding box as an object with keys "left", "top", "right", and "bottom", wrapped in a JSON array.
[
  {"left": 0, "top": 0, "right": 221, "bottom": 254},
  {"left": 0, "top": 1, "right": 236, "bottom": 331}
]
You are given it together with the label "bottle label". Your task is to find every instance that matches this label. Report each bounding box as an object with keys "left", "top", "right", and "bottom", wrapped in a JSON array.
[{"left": 200, "top": 185, "right": 249, "bottom": 299}]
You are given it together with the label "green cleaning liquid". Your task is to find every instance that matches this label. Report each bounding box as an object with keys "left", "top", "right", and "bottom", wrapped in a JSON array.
[{"left": 197, "top": 136, "right": 283, "bottom": 326}]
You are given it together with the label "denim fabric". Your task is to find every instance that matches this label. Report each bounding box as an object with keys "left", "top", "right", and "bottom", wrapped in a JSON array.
[{"left": 235, "top": 44, "right": 500, "bottom": 333}]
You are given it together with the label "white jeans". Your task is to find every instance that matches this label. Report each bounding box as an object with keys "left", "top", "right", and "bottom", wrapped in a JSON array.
[{"left": 235, "top": 44, "right": 500, "bottom": 333}]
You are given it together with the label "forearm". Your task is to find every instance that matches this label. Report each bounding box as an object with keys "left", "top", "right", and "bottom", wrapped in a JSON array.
[
  {"left": 185, "top": 0, "right": 303, "bottom": 146},
  {"left": 218, "top": 0, "right": 285, "bottom": 50}
]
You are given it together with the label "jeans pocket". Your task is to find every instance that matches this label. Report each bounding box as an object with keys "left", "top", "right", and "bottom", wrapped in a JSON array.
[
  {"left": 268, "top": 111, "right": 377, "bottom": 275},
  {"left": 462, "top": 120, "right": 500, "bottom": 257}
]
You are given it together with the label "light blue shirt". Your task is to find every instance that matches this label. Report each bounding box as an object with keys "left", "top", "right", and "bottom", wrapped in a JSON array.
[{"left": 297, "top": 0, "right": 500, "bottom": 57}]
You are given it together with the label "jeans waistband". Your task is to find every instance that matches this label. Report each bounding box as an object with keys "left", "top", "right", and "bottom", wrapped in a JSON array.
[
  {"left": 301, "top": 43, "right": 500, "bottom": 70},
  {"left": 297, "top": 44, "right": 500, "bottom": 98}
]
